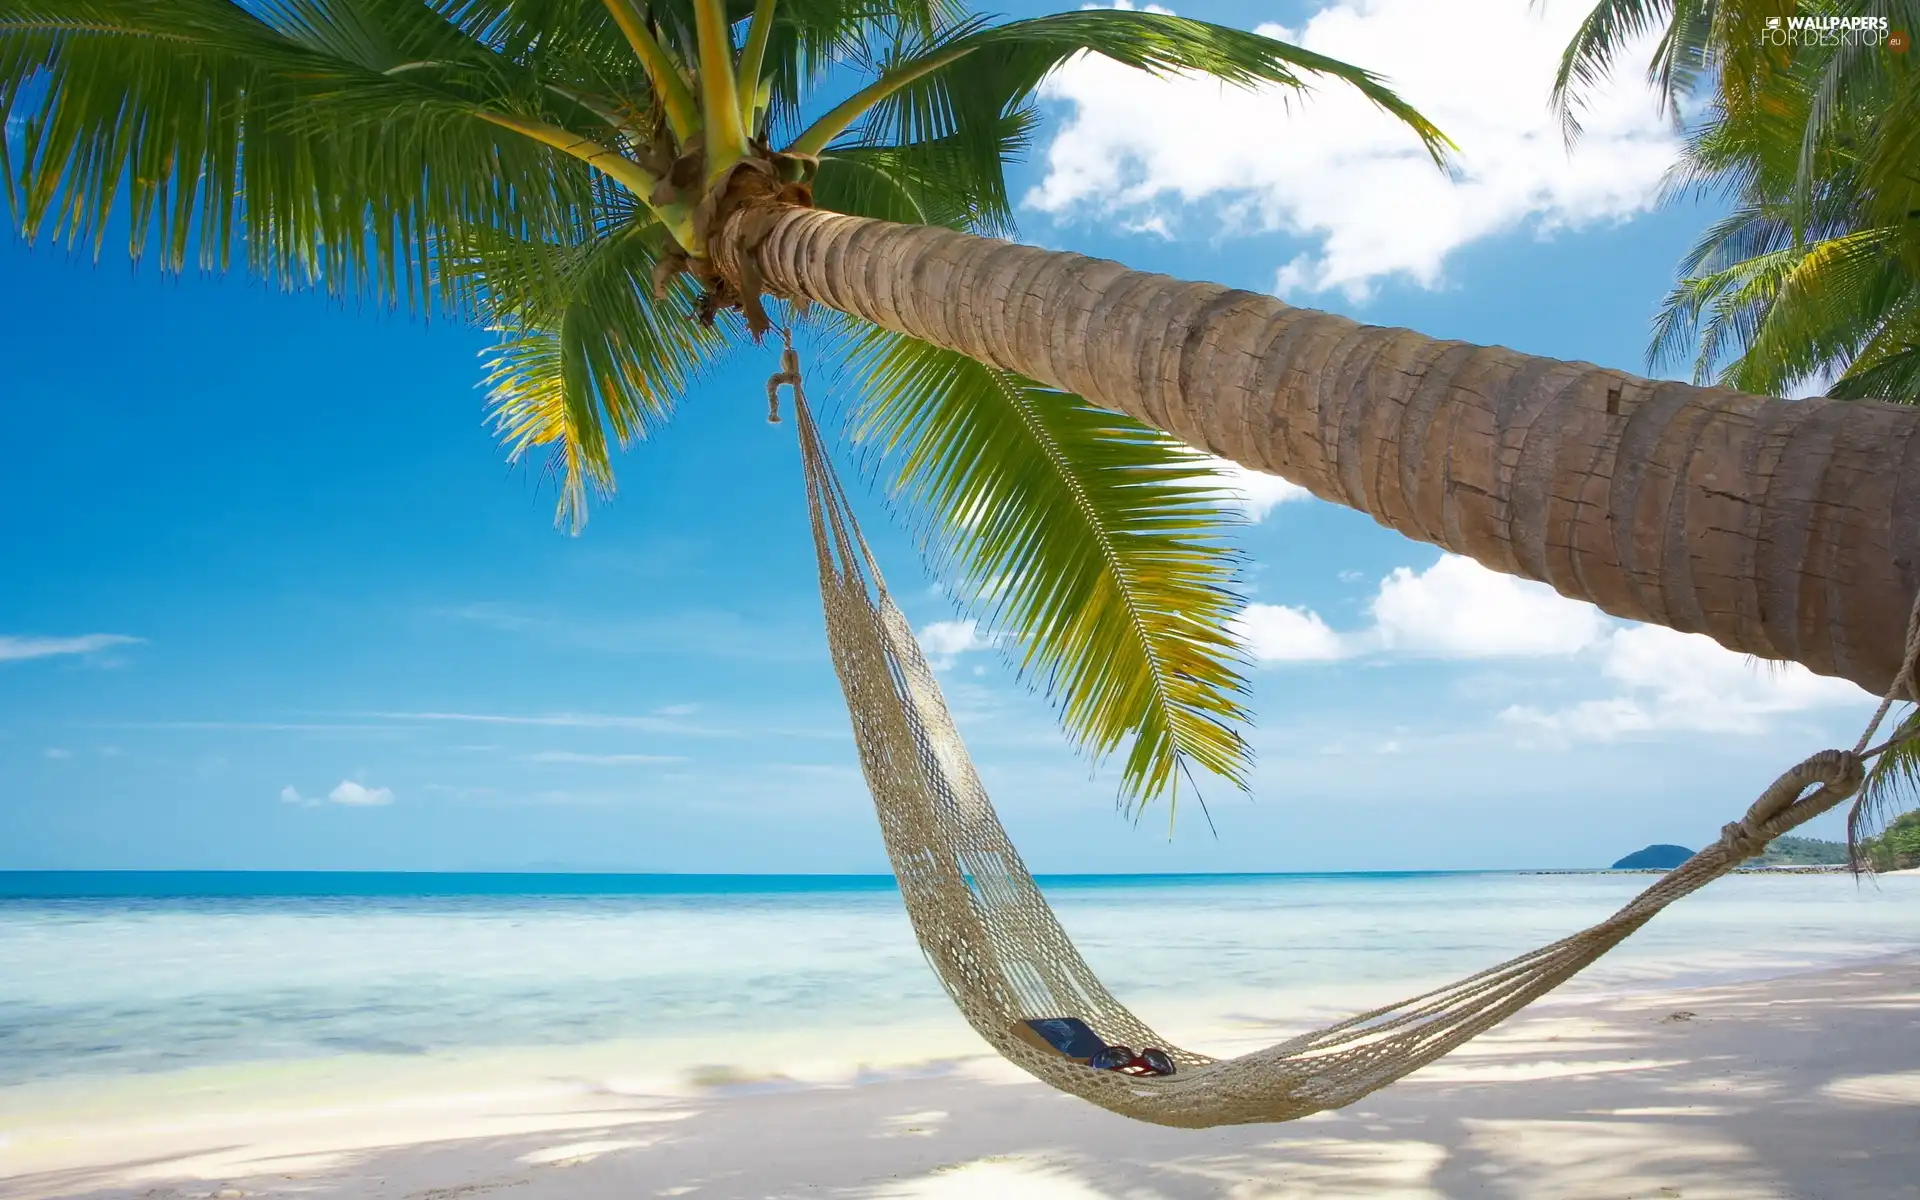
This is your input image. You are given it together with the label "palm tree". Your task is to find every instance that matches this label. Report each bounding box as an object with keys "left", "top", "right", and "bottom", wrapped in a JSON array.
[
  {"left": 8, "top": 1, "right": 1920, "bottom": 812},
  {"left": 1648, "top": 44, "right": 1918, "bottom": 401},
  {"left": 1551, "top": 0, "right": 1920, "bottom": 400},
  {"left": 1547, "top": 0, "right": 1797, "bottom": 142},
  {"left": 1, "top": 0, "right": 1447, "bottom": 810}
]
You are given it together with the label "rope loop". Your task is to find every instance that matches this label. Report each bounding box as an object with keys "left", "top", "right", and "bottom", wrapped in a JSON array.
[
  {"left": 1716, "top": 748, "right": 1864, "bottom": 860},
  {"left": 1897, "top": 587, "right": 1920, "bottom": 705},
  {"left": 1855, "top": 586, "right": 1920, "bottom": 754},
  {"left": 766, "top": 326, "right": 803, "bottom": 425}
]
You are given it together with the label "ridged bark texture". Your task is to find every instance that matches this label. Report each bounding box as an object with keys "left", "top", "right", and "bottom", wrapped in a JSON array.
[{"left": 716, "top": 204, "right": 1920, "bottom": 695}]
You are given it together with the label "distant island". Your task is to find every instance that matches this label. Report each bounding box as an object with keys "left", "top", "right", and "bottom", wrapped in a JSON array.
[
  {"left": 1613, "top": 835, "right": 1855, "bottom": 870},
  {"left": 1612, "top": 844, "right": 1693, "bottom": 869}
]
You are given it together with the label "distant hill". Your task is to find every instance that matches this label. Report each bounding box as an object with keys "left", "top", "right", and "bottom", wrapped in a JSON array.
[
  {"left": 1612, "top": 844, "right": 1693, "bottom": 869},
  {"left": 1612, "top": 835, "right": 1853, "bottom": 871},
  {"left": 1754, "top": 836, "right": 1849, "bottom": 866}
]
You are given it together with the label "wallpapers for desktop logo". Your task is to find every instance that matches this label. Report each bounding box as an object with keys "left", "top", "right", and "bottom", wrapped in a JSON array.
[{"left": 1760, "top": 12, "right": 1905, "bottom": 49}]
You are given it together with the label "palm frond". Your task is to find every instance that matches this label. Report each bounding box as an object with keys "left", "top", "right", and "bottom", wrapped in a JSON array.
[
  {"left": 1832, "top": 299, "right": 1920, "bottom": 401},
  {"left": 471, "top": 218, "right": 728, "bottom": 529},
  {"left": 1855, "top": 61, "right": 1920, "bottom": 269},
  {"left": 1728, "top": 226, "right": 1903, "bottom": 392},
  {"left": 0, "top": 0, "right": 604, "bottom": 304},
  {"left": 1545, "top": 0, "right": 1681, "bottom": 144},
  {"left": 797, "top": 8, "right": 1451, "bottom": 168},
  {"left": 842, "top": 328, "right": 1252, "bottom": 815},
  {"left": 1854, "top": 705, "right": 1920, "bottom": 870},
  {"left": 1650, "top": 239, "right": 1802, "bottom": 382},
  {"left": 812, "top": 104, "right": 1035, "bottom": 235},
  {"left": 1637, "top": 8, "right": 1919, "bottom": 401}
]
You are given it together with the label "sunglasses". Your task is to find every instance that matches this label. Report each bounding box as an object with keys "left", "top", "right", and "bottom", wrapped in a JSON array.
[{"left": 1089, "top": 1045, "right": 1176, "bottom": 1076}]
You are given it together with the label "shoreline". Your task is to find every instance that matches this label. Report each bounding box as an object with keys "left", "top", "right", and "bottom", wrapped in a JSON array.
[
  {"left": 4, "top": 952, "right": 1917, "bottom": 1200},
  {"left": 4, "top": 865, "right": 1907, "bottom": 898}
]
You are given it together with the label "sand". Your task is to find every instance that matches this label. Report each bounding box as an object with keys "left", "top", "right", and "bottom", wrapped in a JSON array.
[{"left": 4, "top": 956, "right": 1917, "bottom": 1200}]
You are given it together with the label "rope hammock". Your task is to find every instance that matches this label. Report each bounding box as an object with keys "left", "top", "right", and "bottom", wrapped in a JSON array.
[{"left": 788, "top": 382, "right": 1917, "bottom": 1130}]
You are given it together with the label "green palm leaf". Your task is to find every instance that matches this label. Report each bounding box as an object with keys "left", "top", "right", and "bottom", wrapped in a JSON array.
[
  {"left": 1730, "top": 228, "right": 1903, "bottom": 390},
  {"left": 1633, "top": 7, "right": 1918, "bottom": 402},
  {"left": 1546, "top": 0, "right": 1803, "bottom": 144},
  {"left": 812, "top": 106, "right": 1036, "bottom": 235},
  {"left": 467, "top": 216, "right": 728, "bottom": 529},
  {"left": 1832, "top": 300, "right": 1920, "bottom": 400},
  {"left": 1549, "top": 0, "right": 1691, "bottom": 142},
  {"left": 791, "top": 8, "right": 1452, "bottom": 166},
  {"left": 1854, "top": 705, "right": 1920, "bottom": 869},
  {"left": 0, "top": 0, "right": 599, "bottom": 298},
  {"left": 842, "top": 329, "right": 1251, "bottom": 815}
]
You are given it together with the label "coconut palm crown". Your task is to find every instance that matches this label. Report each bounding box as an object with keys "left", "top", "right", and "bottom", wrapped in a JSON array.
[
  {"left": 1, "top": 0, "right": 1448, "bottom": 811},
  {"left": 1551, "top": 0, "right": 1920, "bottom": 400},
  {"left": 1647, "top": 38, "right": 1919, "bottom": 401}
]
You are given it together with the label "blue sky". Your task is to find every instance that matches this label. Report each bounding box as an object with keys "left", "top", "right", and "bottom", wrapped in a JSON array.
[{"left": 0, "top": 0, "right": 1884, "bottom": 872}]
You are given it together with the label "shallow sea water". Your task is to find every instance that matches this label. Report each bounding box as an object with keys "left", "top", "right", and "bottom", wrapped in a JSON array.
[{"left": 2, "top": 871, "right": 1916, "bottom": 1090}]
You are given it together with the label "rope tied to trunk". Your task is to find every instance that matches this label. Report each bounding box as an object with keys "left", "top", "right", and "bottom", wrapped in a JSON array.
[
  {"left": 1895, "top": 589, "right": 1920, "bottom": 705},
  {"left": 1837, "top": 585, "right": 1920, "bottom": 861},
  {"left": 1854, "top": 587, "right": 1920, "bottom": 758},
  {"left": 766, "top": 327, "right": 803, "bottom": 425},
  {"left": 1714, "top": 749, "right": 1864, "bottom": 862}
]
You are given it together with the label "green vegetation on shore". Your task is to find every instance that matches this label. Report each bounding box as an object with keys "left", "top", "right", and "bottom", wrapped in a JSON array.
[
  {"left": 1614, "top": 834, "right": 1908, "bottom": 870},
  {"left": 1751, "top": 824, "right": 1920, "bottom": 871},
  {"left": 1862, "top": 812, "right": 1920, "bottom": 872},
  {"left": 1754, "top": 836, "right": 1850, "bottom": 867}
]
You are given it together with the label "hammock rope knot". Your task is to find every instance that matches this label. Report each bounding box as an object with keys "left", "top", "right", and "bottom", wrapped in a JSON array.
[
  {"left": 766, "top": 327, "right": 803, "bottom": 424},
  {"left": 1896, "top": 597, "right": 1920, "bottom": 704},
  {"left": 1717, "top": 749, "right": 1864, "bottom": 861}
]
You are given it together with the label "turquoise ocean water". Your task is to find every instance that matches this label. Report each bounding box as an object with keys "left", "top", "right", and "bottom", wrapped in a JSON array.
[{"left": 3, "top": 870, "right": 1918, "bottom": 1091}]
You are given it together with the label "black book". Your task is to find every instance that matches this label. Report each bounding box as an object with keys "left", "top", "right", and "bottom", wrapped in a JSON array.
[{"left": 1018, "top": 1016, "right": 1107, "bottom": 1061}]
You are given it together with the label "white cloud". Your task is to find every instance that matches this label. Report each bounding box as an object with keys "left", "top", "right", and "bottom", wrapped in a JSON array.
[
  {"left": 366, "top": 710, "right": 728, "bottom": 734},
  {"left": 1234, "top": 604, "right": 1349, "bottom": 662},
  {"left": 282, "top": 781, "right": 395, "bottom": 806},
  {"left": 1501, "top": 697, "right": 1656, "bottom": 741},
  {"left": 0, "top": 633, "right": 142, "bottom": 663},
  {"left": 1028, "top": 0, "right": 1677, "bottom": 298},
  {"left": 329, "top": 780, "right": 393, "bottom": 806},
  {"left": 525, "top": 751, "right": 687, "bottom": 765},
  {"left": 43, "top": 747, "right": 72, "bottom": 760},
  {"left": 1504, "top": 625, "right": 1870, "bottom": 740},
  {"left": 1237, "top": 555, "right": 1870, "bottom": 738},
  {"left": 918, "top": 619, "right": 1001, "bottom": 668},
  {"left": 1236, "top": 555, "right": 1606, "bottom": 665},
  {"left": 1372, "top": 555, "right": 1612, "bottom": 658},
  {"left": 1204, "top": 456, "right": 1312, "bottom": 521}
]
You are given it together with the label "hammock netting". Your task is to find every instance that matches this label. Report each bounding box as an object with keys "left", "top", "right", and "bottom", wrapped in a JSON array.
[{"left": 792, "top": 393, "right": 1893, "bottom": 1129}]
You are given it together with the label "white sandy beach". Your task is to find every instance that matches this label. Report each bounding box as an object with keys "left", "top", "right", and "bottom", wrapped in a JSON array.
[{"left": 4, "top": 954, "right": 1916, "bottom": 1200}]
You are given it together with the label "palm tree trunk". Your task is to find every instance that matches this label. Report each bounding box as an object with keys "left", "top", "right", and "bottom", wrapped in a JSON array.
[{"left": 714, "top": 204, "right": 1920, "bottom": 696}]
